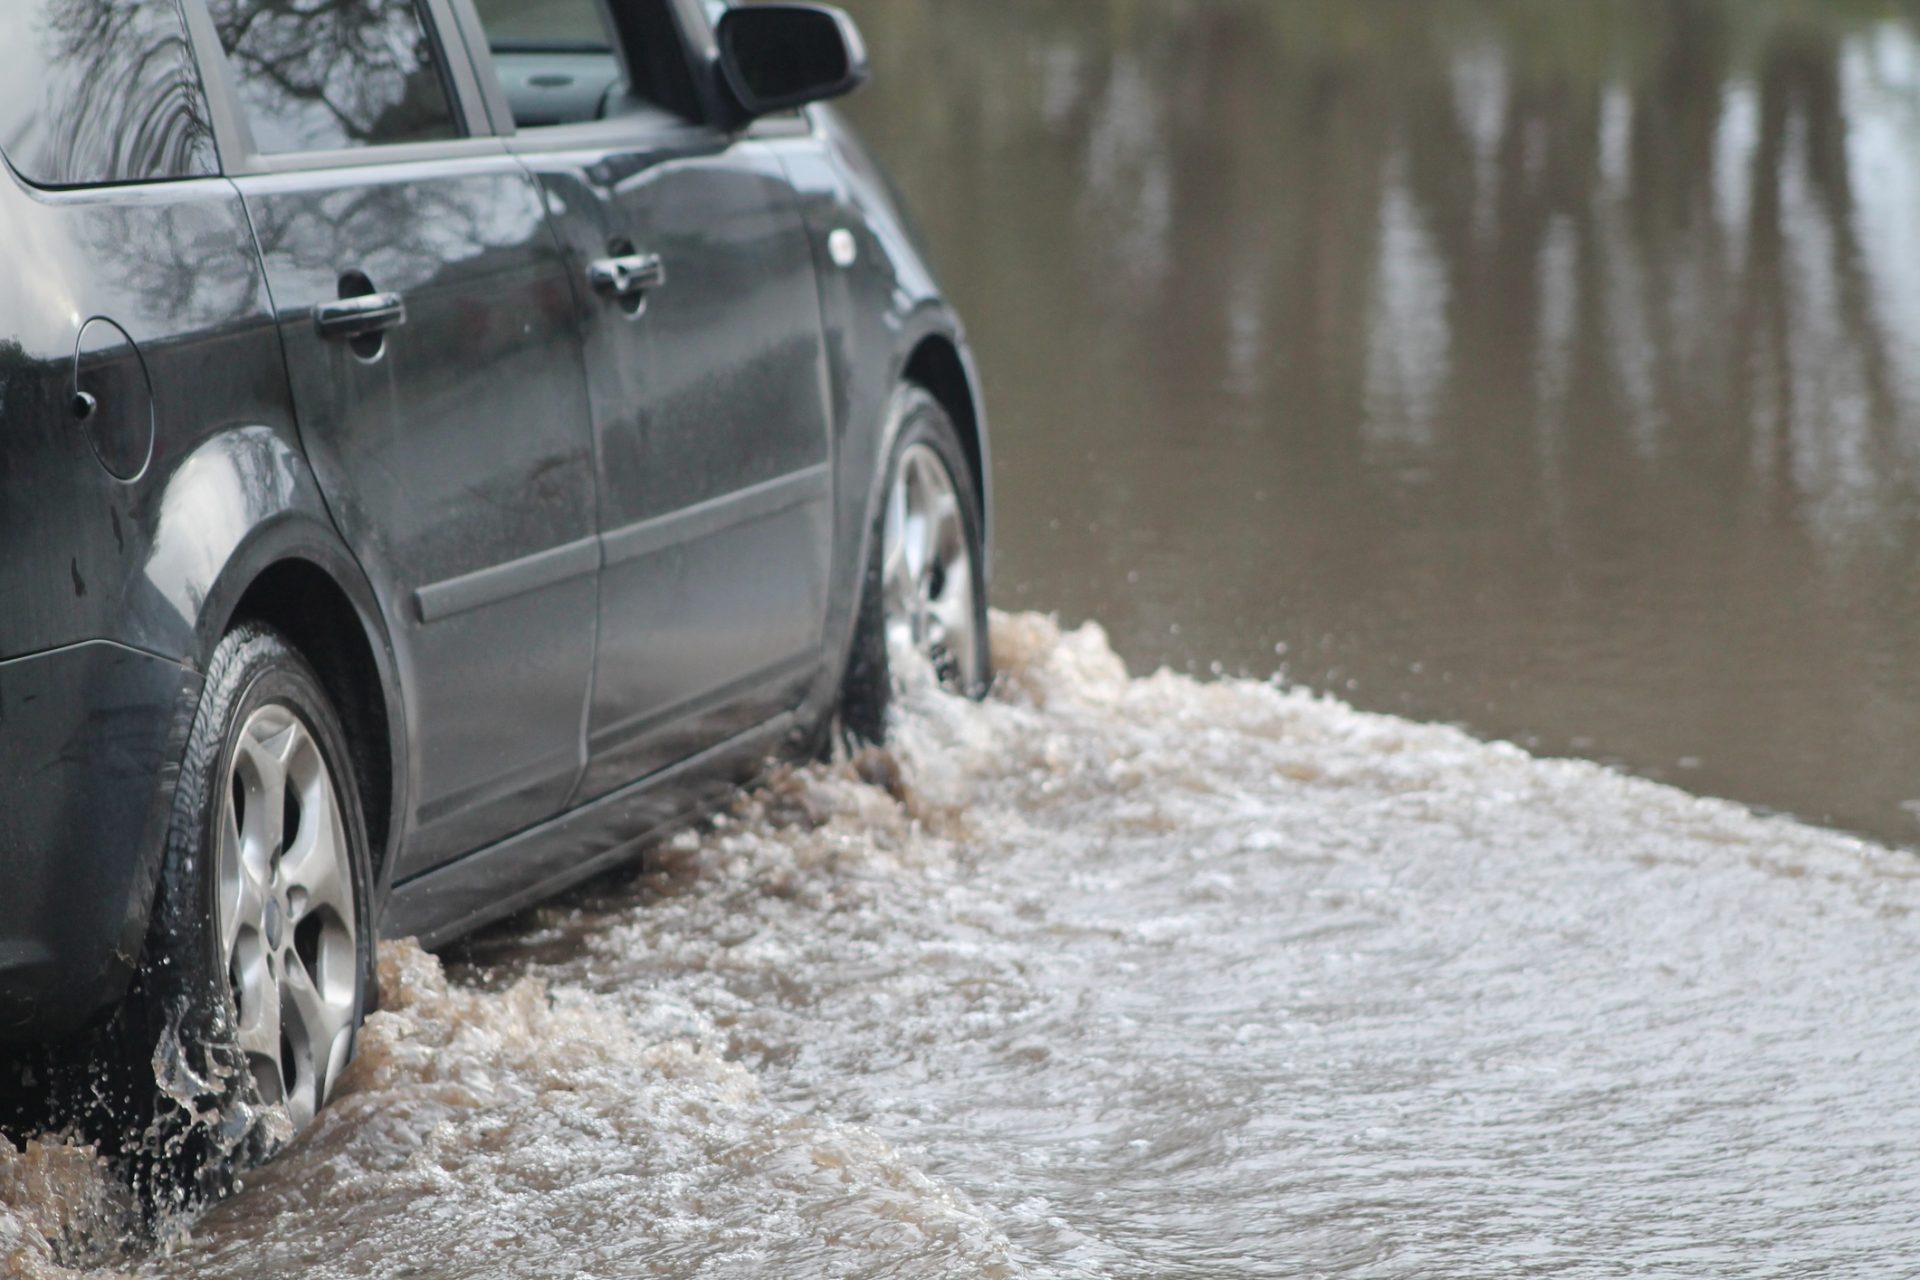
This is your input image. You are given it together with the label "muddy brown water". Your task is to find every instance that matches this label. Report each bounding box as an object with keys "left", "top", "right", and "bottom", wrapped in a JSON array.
[
  {"left": 840, "top": 0, "right": 1920, "bottom": 849},
  {"left": 10, "top": 614, "right": 1920, "bottom": 1277},
  {"left": 8, "top": 2, "right": 1920, "bottom": 1276}
]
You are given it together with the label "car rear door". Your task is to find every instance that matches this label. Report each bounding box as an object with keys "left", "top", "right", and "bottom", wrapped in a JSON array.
[
  {"left": 186, "top": 0, "right": 603, "bottom": 876},
  {"left": 453, "top": 0, "right": 838, "bottom": 801}
]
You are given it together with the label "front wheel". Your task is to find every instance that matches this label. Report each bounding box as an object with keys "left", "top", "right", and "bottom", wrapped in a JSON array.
[{"left": 841, "top": 385, "right": 990, "bottom": 742}]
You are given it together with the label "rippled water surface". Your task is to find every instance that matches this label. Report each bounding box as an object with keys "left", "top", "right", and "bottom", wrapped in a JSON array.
[{"left": 8, "top": 615, "right": 1920, "bottom": 1275}]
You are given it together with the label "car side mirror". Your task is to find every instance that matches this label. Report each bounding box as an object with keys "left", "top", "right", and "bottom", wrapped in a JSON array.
[{"left": 715, "top": 3, "right": 869, "bottom": 121}]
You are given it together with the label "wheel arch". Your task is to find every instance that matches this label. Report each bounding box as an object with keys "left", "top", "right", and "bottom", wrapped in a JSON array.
[
  {"left": 223, "top": 560, "right": 401, "bottom": 893},
  {"left": 900, "top": 330, "right": 991, "bottom": 563},
  {"left": 155, "top": 425, "right": 409, "bottom": 899}
]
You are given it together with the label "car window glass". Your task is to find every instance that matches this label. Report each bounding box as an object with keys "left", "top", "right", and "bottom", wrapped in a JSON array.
[
  {"left": 473, "top": 0, "right": 607, "bottom": 49},
  {"left": 471, "top": 0, "right": 697, "bottom": 129},
  {"left": 208, "top": 0, "right": 461, "bottom": 154},
  {"left": 0, "top": 0, "right": 217, "bottom": 186}
]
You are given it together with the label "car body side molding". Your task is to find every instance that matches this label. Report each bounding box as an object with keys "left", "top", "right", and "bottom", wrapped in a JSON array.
[
  {"left": 412, "top": 535, "right": 603, "bottom": 624},
  {"left": 410, "top": 464, "right": 834, "bottom": 624},
  {"left": 600, "top": 462, "right": 832, "bottom": 568}
]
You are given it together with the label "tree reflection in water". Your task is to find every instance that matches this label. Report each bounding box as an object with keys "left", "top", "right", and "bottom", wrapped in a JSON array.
[{"left": 839, "top": 0, "right": 1920, "bottom": 848}]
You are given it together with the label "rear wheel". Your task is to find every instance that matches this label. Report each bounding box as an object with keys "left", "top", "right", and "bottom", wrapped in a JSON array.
[
  {"left": 126, "top": 624, "right": 374, "bottom": 1207},
  {"left": 215, "top": 700, "right": 364, "bottom": 1130},
  {"left": 841, "top": 385, "right": 990, "bottom": 742}
]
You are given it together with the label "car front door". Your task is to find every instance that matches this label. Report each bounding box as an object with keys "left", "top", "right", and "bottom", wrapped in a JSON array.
[
  {"left": 188, "top": 0, "right": 603, "bottom": 876},
  {"left": 457, "top": 0, "right": 838, "bottom": 801}
]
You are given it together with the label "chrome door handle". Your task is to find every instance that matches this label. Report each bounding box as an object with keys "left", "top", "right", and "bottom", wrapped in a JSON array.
[
  {"left": 588, "top": 252, "right": 667, "bottom": 299},
  {"left": 314, "top": 292, "right": 407, "bottom": 339}
]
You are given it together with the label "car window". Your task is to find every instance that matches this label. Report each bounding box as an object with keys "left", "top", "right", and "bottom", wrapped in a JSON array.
[
  {"left": 470, "top": 0, "right": 699, "bottom": 129},
  {"left": 0, "top": 0, "right": 217, "bottom": 186},
  {"left": 207, "top": 0, "right": 462, "bottom": 154},
  {"left": 472, "top": 0, "right": 607, "bottom": 50}
]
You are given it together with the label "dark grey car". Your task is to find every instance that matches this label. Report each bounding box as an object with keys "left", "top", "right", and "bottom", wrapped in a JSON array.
[{"left": 0, "top": 0, "right": 989, "bottom": 1193}]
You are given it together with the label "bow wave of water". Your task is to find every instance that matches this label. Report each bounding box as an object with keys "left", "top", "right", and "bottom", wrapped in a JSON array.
[{"left": 6, "top": 611, "right": 1920, "bottom": 1277}]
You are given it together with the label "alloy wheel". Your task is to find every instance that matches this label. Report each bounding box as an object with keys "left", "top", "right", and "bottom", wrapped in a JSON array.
[
  {"left": 881, "top": 442, "right": 982, "bottom": 694},
  {"left": 215, "top": 703, "right": 360, "bottom": 1132}
]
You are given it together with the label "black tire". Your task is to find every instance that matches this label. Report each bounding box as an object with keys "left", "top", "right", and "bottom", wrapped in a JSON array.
[
  {"left": 117, "top": 623, "right": 375, "bottom": 1214},
  {"left": 840, "top": 385, "right": 991, "bottom": 744}
]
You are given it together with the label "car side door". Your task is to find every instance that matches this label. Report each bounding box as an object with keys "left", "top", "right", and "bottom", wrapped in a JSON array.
[
  {"left": 454, "top": 0, "right": 838, "bottom": 801},
  {"left": 186, "top": 0, "right": 604, "bottom": 877}
]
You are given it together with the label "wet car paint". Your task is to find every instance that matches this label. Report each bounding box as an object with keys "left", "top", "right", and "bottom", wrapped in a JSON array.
[{"left": 0, "top": 0, "right": 987, "bottom": 1037}]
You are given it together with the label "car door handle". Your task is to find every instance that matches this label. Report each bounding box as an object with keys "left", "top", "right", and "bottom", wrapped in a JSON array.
[
  {"left": 588, "top": 252, "right": 667, "bottom": 299},
  {"left": 314, "top": 292, "right": 408, "bottom": 339}
]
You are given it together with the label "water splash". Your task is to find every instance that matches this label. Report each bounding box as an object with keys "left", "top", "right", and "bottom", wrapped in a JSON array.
[
  {"left": 7, "top": 611, "right": 1920, "bottom": 1277},
  {"left": 0, "top": 1140, "right": 134, "bottom": 1278}
]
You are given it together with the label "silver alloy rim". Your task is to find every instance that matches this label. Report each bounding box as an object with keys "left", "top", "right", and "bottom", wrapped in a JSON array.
[
  {"left": 216, "top": 702, "right": 359, "bottom": 1132},
  {"left": 882, "top": 442, "right": 982, "bottom": 693}
]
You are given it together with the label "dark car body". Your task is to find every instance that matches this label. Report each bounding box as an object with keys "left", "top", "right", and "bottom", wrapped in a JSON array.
[{"left": 0, "top": 0, "right": 986, "bottom": 1040}]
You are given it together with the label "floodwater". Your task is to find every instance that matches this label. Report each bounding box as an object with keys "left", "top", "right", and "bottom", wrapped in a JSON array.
[
  {"left": 838, "top": 0, "right": 1920, "bottom": 849},
  {"left": 11, "top": 1, "right": 1920, "bottom": 1275},
  {"left": 9, "top": 615, "right": 1920, "bottom": 1275}
]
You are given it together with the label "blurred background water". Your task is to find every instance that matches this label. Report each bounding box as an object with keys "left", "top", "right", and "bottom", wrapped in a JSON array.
[{"left": 835, "top": 0, "right": 1920, "bottom": 848}]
